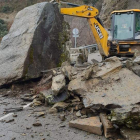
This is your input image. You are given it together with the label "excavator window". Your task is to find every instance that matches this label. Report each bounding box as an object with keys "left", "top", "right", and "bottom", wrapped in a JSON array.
[
  {"left": 135, "top": 12, "right": 140, "bottom": 32},
  {"left": 113, "top": 13, "right": 134, "bottom": 40}
]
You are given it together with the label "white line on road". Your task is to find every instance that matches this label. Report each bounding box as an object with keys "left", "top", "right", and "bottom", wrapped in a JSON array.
[
  {"left": 0, "top": 102, "right": 33, "bottom": 121},
  {"left": 23, "top": 102, "right": 33, "bottom": 109},
  {"left": 0, "top": 113, "right": 14, "bottom": 121}
]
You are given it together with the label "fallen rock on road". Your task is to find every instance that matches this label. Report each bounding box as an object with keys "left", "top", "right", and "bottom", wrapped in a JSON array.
[
  {"left": 0, "top": 2, "right": 66, "bottom": 86},
  {"left": 69, "top": 117, "right": 103, "bottom": 136}
]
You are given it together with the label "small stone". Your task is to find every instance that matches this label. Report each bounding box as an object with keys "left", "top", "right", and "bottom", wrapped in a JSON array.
[
  {"left": 6, "top": 119, "right": 14, "bottom": 123},
  {"left": 101, "top": 93, "right": 106, "bottom": 97},
  {"left": 81, "top": 108, "right": 87, "bottom": 115},
  {"left": 37, "top": 112, "right": 45, "bottom": 117},
  {"left": 59, "top": 114, "right": 65, "bottom": 121},
  {"left": 81, "top": 115, "right": 87, "bottom": 118},
  {"left": 52, "top": 102, "right": 69, "bottom": 112},
  {"left": 13, "top": 114, "right": 17, "bottom": 117},
  {"left": 59, "top": 125, "right": 66, "bottom": 128},
  {"left": 46, "top": 132, "right": 50, "bottom": 136},
  {"left": 75, "top": 104, "right": 84, "bottom": 111},
  {"left": 26, "top": 127, "right": 31, "bottom": 130},
  {"left": 33, "top": 99, "right": 42, "bottom": 106},
  {"left": 33, "top": 122, "right": 42, "bottom": 127},
  {"left": 11, "top": 138, "right": 16, "bottom": 140},
  {"left": 21, "top": 133, "right": 26, "bottom": 136},
  {"left": 76, "top": 110, "right": 82, "bottom": 117},
  {"left": 49, "top": 108, "right": 57, "bottom": 114},
  {"left": 40, "top": 133, "right": 44, "bottom": 136}
]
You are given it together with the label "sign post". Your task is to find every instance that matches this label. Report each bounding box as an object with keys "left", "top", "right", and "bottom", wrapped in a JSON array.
[{"left": 72, "top": 28, "right": 79, "bottom": 48}]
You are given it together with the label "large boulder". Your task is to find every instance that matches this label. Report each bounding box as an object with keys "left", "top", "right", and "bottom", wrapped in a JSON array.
[{"left": 0, "top": 2, "right": 67, "bottom": 86}]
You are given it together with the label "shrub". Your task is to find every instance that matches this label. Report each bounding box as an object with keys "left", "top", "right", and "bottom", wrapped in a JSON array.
[
  {"left": 1, "top": 5, "right": 13, "bottom": 13},
  {"left": 0, "top": 19, "right": 8, "bottom": 38}
]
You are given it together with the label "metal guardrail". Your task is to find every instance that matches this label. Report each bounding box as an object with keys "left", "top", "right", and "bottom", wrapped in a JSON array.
[{"left": 70, "top": 44, "right": 98, "bottom": 53}]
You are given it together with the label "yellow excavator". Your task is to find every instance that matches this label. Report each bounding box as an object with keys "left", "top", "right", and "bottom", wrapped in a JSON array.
[{"left": 56, "top": 1, "right": 140, "bottom": 58}]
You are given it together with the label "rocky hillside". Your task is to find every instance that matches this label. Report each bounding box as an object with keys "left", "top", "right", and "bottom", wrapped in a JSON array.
[{"left": 1, "top": 0, "right": 140, "bottom": 44}]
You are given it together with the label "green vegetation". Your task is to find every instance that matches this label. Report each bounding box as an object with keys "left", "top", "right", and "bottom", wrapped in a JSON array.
[
  {"left": 58, "top": 21, "right": 70, "bottom": 66},
  {"left": 0, "top": 19, "right": 8, "bottom": 38},
  {"left": 0, "top": 5, "right": 13, "bottom": 13},
  {"left": 0, "top": 0, "right": 46, "bottom": 13}
]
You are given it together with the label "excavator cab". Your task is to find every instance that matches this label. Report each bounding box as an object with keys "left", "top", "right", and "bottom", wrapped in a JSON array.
[{"left": 109, "top": 10, "right": 140, "bottom": 56}]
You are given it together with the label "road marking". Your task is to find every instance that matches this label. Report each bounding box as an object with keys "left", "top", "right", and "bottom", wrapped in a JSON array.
[
  {"left": 0, "top": 113, "right": 14, "bottom": 121},
  {"left": 23, "top": 102, "right": 32, "bottom": 109},
  {"left": 0, "top": 102, "right": 33, "bottom": 121}
]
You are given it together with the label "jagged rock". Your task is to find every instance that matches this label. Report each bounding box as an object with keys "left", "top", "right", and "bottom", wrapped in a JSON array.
[
  {"left": 33, "top": 99, "right": 42, "bottom": 106},
  {"left": 109, "top": 104, "right": 140, "bottom": 129},
  {"left": 51, "top": 74, "right": 66, "bottom": 95},
  {"left": 61, "top": 65, "right": 77, "bottom": 80},
  {"left": 36, "top": 112, "right": 45, "bottom": 117},
  {"left": 59, "top": 114, "right": 65, "bottom": 121},
  {"left": 68, "top": 57, "right": 140, "bottom": 129},
  {"left": 76, "top": 110, "right": 82, "bottom": 117},
  {"left": 69, "top": 117, "right": 103, "bottom": 135},
  {"left": 100, "top": 113, "right": 116, "bottom": 139},
  {"left": 82, "top": 68, "right": 140, "bottom": 129},
  {"left": 91, "top": 59, "right": 99, "bottom": 64},
  {"left": 41, "top": 89, "right": 70, "bottom": 105},
  {"left": 68, "top": 57, "right": 122, "bottom": 93},
  {"left": 83, "top": 66, "right": 93, "bottom": 80},
  {"left": 37, "top": 75, "right": 52, "bottom": 86},
  {"left": 131, "top": 65, "right": 140, "bottom": 77},
  {"left": 133, "top": 56, "right": 140, "bottom": 64},
  {"left": 49, "top": 107, "right": 57, "bottom": 114},
  {"left": 96, "top": 56, "right": 122, "bottom": 78},
  {"left": 125, "top": 60, "right": 134, "bottom": 69},
  {"left": 120, "top": 128, "right": 140, "bottom": 140},
  {"left": 68, "top": 77, "right": 88, "bottom": 93},
  {"left": 0, "top": 2, "right": 65, "bottom": 86},
  {"left": 51, "top": 102, "right": 69, "bottom": 112}
]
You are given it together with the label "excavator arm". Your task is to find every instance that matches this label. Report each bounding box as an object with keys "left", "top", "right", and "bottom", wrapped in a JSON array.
[{"left": 58, "top": 2, "right": 110, "bottom": 57}]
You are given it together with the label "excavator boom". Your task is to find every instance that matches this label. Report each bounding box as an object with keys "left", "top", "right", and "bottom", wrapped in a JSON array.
[{"left": 59, "top": 2, "right": 110, "bottom": 57}]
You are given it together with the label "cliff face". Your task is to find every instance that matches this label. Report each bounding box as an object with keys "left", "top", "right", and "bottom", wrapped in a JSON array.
[{"left": 1, "top": 0, "right": 140, "bottom": 45}]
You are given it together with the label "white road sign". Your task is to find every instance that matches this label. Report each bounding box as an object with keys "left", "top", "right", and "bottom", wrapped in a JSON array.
[
  {"left": 72, "top": 28, "right": 79, "bottom": 48},
  {"left": 72, "top": 28, "right": 79, "bottom": 35}
]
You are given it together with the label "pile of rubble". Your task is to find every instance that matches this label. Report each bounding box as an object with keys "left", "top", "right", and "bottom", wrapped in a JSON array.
[{"left": 21, "top": 56, "right": 140, "bottom": 139}]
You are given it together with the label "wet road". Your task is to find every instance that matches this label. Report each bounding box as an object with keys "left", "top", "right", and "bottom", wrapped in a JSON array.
[{"left": 0, "top": 94, "right": 106, "bottom": 140}]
